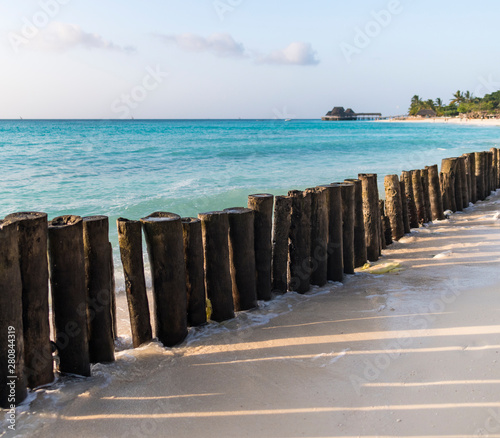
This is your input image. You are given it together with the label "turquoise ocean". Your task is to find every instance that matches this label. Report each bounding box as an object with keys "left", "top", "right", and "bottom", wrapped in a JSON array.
[{"left": 2, "top": 119, "right": 500, "bottom": 288}]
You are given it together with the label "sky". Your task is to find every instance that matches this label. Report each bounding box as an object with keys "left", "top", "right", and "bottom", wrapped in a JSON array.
[{"left": 1, "top": 0, "right": 500, "bottom": 119}]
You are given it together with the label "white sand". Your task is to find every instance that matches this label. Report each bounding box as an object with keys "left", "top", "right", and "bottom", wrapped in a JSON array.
[
  {"left": 380, "top": 117, "right": 500, "bottom": 127},
  {"left": 3, "top": 192, "right": 500, "bottom": 438}
]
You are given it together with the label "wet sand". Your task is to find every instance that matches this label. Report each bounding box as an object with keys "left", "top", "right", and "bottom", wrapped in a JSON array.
[{"left": 4, "top": 192, "right": 500, "bottom": 438}]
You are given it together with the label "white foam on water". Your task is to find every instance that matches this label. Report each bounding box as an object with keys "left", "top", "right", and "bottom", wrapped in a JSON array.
[{"left": 433, "top": 250, "right": 453, "bottom": 259}]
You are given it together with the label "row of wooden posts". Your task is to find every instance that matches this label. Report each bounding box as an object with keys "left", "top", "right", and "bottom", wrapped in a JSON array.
[{"left": 1, "top": 148, "right": 499, "bottom": 408}]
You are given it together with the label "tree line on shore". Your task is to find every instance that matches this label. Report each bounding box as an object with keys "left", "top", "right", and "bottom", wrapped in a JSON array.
[{"left": 409, "top": 90, "right": 500, "bottom": 118}]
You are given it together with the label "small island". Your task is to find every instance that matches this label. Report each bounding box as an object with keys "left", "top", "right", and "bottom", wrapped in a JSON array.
[{"left": 322, "top": 107, "right": 382, "bottom": 121}]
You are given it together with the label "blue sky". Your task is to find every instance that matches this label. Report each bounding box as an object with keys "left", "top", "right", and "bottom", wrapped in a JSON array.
[{"left": 1, "top": 0, "right": 499, "bottom": 119}]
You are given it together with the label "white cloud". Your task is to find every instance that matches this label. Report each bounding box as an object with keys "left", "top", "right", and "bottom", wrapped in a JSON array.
[
  {"left": 29, "top": 22, "right": 136, "bottom": 53},
  {"left": 258, "top": 42, "right": 320, "bottom": 66},
  {"left": 155, "top": 32, "right": 245, "bottom": 58}
]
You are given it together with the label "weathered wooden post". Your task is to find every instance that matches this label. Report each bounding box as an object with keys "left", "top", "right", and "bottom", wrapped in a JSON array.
[
  {"left": 224, "top": 208, "right": 258, "bottom": 311},
  {"left": 198, "top": 211, "right": 234, "bottom": 321},
  {"left": 247, "top": 194, "right": 273, "bottom": 301},
  {"left": 109, "top": 242, "right": 117, "bottom": 340},
  {"left": 475, "top": 152, "right": 486, "bottom": 201},
  {"left": 83, "top": 216, "right": 115, "bottom": 363},
  {"left": 462, "top": 153, "right": 476, "bottom": 204},
  {"left": 420, "top": 168, "right": 432, "bottom": 223},
  {"left": 379, "top": 200, "right": 393, "bottom": 247},
  {"left": 399, "top": 178, "right": 411, "bottom": 234},
  {"left": 181, "top": 218, "right": 207, "bottom": 327},
  {"left": 48, "top": 216, "right": 90, "bottom": 377},
  {"left": 272, "top": 196, "right": 292, "bottom": 293},
  {"left": 340, "top": 182, "right": 355, "bottom": 274},
  {"left": 452, "top": 157, "right": 464, "bottom": 211},
  {"left": 411, "top": 169, "right": 426, "bottom": 223},
  {"left": 457, "top": 157, "right": 469, "bottom": 209},
  {"left": 358, "top": 174, "right": 381, "bottom": 261},
  {"left": 288, "top": 189, "right": 312, "bottom": 293},
  {"left": 272, "top": 195, "right": 291, "bottom": 293},
  {"left": 497, "top": 149, "right": 500, "bottom": 189},
  {"left": 309, "top": 187, "right": 328, "bottom": 286},
  {"left": 4, "top": 212, "right": 53, "bottom": 389},
  {"left": 487, "top": 151, "right": 494, "bottom": 194},
  {"left": 0, "top": 220, "right": 28, "bottom": 408},
  {"left": 441, "top": 158, "right": 458, "bottom": 211},
  {"left": 384, "top": 175, "right": 405, "bottom": 241},
  {"left": 141, "top": 212, "right": 188, "bottom": 347},
  {"left": 344, "top": 179, "right": 367, "bottom": 268},
  {"left": 320, "top": 184, "right": 344, "bottom": 282},
  {"left": 492, "top": 148, "right": 499, "bottom": 190},
  {"left": 117, "top": 218, "right": 152, "bottom": 348},
  {"left": 425, "top": 165, "right": 445, "bottom": 221},
  {"left": 401, "top": 171, "right": 419, "bottom": 228}
]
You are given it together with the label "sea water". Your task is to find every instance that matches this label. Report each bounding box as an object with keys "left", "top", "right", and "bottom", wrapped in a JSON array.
[{"left": 2, "top": 119, "right": 500, "bottom": 289}]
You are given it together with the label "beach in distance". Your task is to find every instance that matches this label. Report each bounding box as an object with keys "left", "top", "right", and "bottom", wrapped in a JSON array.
[{"left": 380, "top": 117, "right": 500, "bottom": 127}]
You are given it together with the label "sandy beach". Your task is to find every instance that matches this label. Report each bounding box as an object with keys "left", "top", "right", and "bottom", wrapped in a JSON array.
[
  {"left": 380, "top": 117, "right": 500, "bottom": 127},
  {"left": 3, "top": 190, "right": 499, "bottom": 437}
]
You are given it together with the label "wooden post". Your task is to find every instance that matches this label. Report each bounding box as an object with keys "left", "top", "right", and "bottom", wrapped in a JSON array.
[
  {"left": 441, "top": 158, "right": 458, "bottom": 211},
  {"left": 288, "top": 190, "right": 312, "bottom": 293},
  {"left": 384, "top": 175, "right": 404, "bottom": 241},
  {"left": 109, "top": 242, "right": 117, "bottom": 340},
  {"left": 497, "top": 148, "right": 500, "bottom": 187},
  {"left": 48, "top": 216, "right": 90, "bottom": 377},
  {"left": 420, "top": 168, "right": 432, "bottom": 223},
  {"left": 358, "top": 174, "right": 381, "bottom": 261},
  {"left": 309, "top": 187, "right": 329, "bottom": 286},
  {"left": 462, "top": 153, "right": 476, "bottom": 204},
  {"left": 401, "top": 171, "right": 419, "bottom": 229},
  {"left": 0, "top": 220, "right": 28, "bottom": 408},
  {"left": 411, "top": 169, "right": 426, "bottom": 223},
  {"left": 224, "top": 208, "right": 258, "bottom": 311},
  {"left": 399, "top": 178, "right": 411, "bottom": 234},
  {"left": 475, "top": 152, "right": 486, "bottom": 201},
  {"left": 117, "top": 218, "right": 152, "bottom": 348},
  {"left": 141, "top": 212, "right": 188, "bottom": 347},
  {"left": 344, "top": 179, "right": 367, "bottom": 268},
  {"left": 198, "top": 211, "right": 234, "bottom": 322},
  {"left": 272, "top": 195, "right": 291, "bottom": 293},
  {"left": 379, "top": 200, "right": 393, "bottom": 247},
  {"left": 451, "top": 157, "right": 464, "bottom": 211},
  {"left": 340, "top": 182, "right": 355, "bottom": 274},
  {"left": 83, "top": 216, "right": 115, "bottom": 363},
  {"left": 4, "top": 212, "right": 53, "bottom": 389},
  {"left": 487, "top": 151, "right": 494, "bottom": 194},
  {"left": 247, "top": 194, "right": 273, "bottom": 301},
  {"left": 493, "top": 148, "right": 499, "bottom": 190},
  {"left": 457, "top": 157, "right": 469, "bottom": 209},
  {"left": 321, "top": 184, "right": 344, "bottom": 282},
  {"left": 425, "top": 165, "right": 445, "bottom": 221},
  {"left": 181, "top": 218, "right": 207, "bottom": 327}
]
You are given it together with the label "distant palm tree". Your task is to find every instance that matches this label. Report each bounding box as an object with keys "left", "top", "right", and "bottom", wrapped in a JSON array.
[
  {"left": 450, "top": 90, "right": 464, "bottom": 105},
  {"left": 425, "top": 99, "right": 435, "bottom": 109},
  {"left": 464, "top": 90, "right": 474, "bottom": 103},
  {"left": 435, "top": 98, "right": 443, "bottom": 108},
  {"left": 411, "top": 95, "right": 422, "bottom": 106}
]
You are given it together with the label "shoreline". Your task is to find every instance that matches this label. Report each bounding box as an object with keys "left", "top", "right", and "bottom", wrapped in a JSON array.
[
  {"left": 378, "top": 116, "right": 500, "bottom": 127},
  {"left": 7, "top": 190, "right": 500, "bottom": 437}
]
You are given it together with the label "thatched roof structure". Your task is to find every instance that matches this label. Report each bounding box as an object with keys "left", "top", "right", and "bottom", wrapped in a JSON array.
[
  {"left": 416, "top": 109, "right": 437, "bottom": 117},
  {"left": 329, "top": 107, "right": 346, "bottom": 116}
]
